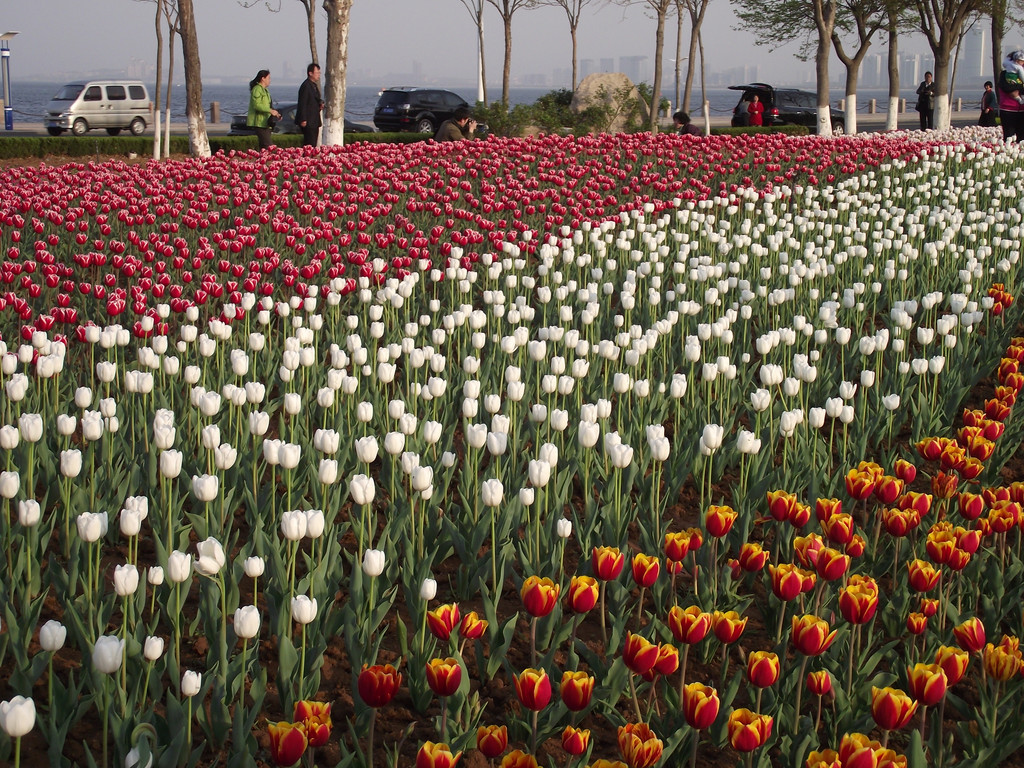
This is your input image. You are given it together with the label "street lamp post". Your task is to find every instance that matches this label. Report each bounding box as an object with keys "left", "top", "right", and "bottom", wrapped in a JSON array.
[{"left": 0, "top": 32, "right": 19, "bottom": 131}]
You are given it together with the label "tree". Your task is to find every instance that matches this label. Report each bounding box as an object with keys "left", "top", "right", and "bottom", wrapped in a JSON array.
[
  {"left": 539, "top": 0, "right": 600, "bottom": 91},
  {"left": 733, "top": 0, "right": 837, "bottom": 135},
  {"left": 152, "top": 0, "right": 164, "bottom": 160},
  {"left": 831, "top": 0, "right": 886, "bottom": 134},
  {"left": 458, "top": 0, "right": 488, "bottom": 104},
  {"left": 177, "top": 0, "right": 210, "bottom": 156},
  {"left": 486, "top": 0, "right": 537, "bottom": 106},
  {"left": 617, "top": 0, "right": 673, "bottom": 132},
  {"left": 913, "top": 0, "right": 986, "bottom": 128},
  {"left": 322, "top": 0, "right": 354, "bottom": 145},
  {"left": 679, "top": 0, "right": 712, "bottom": 113}
]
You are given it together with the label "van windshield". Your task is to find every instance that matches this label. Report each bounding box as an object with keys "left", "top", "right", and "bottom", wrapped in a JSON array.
[{"left": 53, "top": 85, "right": 84, "bottom": 101}]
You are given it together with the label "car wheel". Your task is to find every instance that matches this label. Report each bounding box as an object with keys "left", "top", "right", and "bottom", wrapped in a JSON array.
[
  {"left": 832, "top": 122, "right": 845, "bottom": 136},
  {"left": 46, "top": 128, "right": 63, "bottom": 136},
  {"left": 106, "top": 128, "right": 122, "bottom": 136},
  {"left": 129, "top": 118, "right": 146, "bottom": 136},
  {"left": 71, "top": 118, "right": 88, "bottom": 136},
  {"left": 416, "top": 118, "right": 435, "bottom": 134}
]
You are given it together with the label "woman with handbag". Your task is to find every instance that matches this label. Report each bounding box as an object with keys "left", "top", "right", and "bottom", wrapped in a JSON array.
[{"left": 247, "top": 70, "right": 281, "bottom": 150}]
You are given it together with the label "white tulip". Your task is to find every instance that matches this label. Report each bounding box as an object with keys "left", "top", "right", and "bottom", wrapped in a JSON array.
[
  {"left": 113, "top": 564, "right": 140, "bottom": 597},
  {"left": 481, "top": 478, "right": 504, "bottom": 507},
  {"left": 39, "top": 620, "right": 67, "bottom": 652},
  {"left": 147, "top": 566, "right": 164, "bottom": 586},
  {"left": 75, "top": 511, "right": 107, "bottom": 542},
  {"left": 194, "top": 537, "right": 226, "bottom": 577},
  {"left": 556, "top": 517, "right": 573, "bottom": 538},
  {"left": 318, "top": 459, "right": 339, "bottom": 485},
  {"left": 354, "top": 436, "right": 379, "bottom": 464},
  {"left": 243, "top": 556, "right": 265, "bottom": 578},
  {"left": 17, "top": 499, "right": 40, "bottom": 527},
  {"left": 0, "top": 695, "right": 36, "bottom": 738},
  {"left": 420, "top": 578, "right": 437, "bottom": 601},
  {"left": 159, "top": 449, "right": 182, "bottom": 479},
  {"left": 181, "top": 670, "right": 202, "bottom": 697},
  {"left": 233, "top": 605, "right": 261, "bottom": 640},
  {"left": 305, "top": 509, "right": 325, "bottom": 538},
  {"left": 91, "top": 635, "right": 124, "bottom": 675},
  {"left": 191, "top": 474, "right": 219, "bottom": 503},
  {"left": 350, "top": 474, "right": 376, "bottom": 505},
  {"left": 18, "top": 413, "right": 43, "bottom": 443},
  {"left": 361, "top": 549, "right": 386, "bottom": 577},
  {"left": 280, "top": 510, "right": 307, "bottom": 541},
  {"left": 143, "top": 635, "right": 166, "bottom": 662},
  {"left": 166, "top": 551, "right": 192, "bottom": 583}
]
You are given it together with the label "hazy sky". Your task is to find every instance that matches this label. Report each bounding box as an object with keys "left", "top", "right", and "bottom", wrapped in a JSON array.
[
  {"left": 0, "top": 0, "right": 986, "bottom": 90},
  {"left": 4, "top": 0, "right": 850, "bottom": 86}
]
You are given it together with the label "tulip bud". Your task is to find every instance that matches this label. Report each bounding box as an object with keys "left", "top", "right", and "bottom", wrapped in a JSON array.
[
  {"left": 181, "top": 670, "right": 202, "bottom": 697},
  {"left": 362, "top": 548, "right": 386, "bottom": 577},
  {"left": 39, "top": 620, "right": 67, "bottom": 652}
]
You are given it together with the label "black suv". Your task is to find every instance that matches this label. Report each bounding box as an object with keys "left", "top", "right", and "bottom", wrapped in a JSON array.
[
  {"left": 729, "top": 83, "right": 845, "bottom": 134},
  {"left": 373, "top": 87, "right": 470, "bottom": 133}
]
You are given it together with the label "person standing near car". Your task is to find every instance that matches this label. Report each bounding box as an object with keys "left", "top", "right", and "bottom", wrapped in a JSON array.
[
  {"left": 915, "top": 71, "right": 935, "bottom": 130},
  {"left": 434, "top": 106, "right": 477, "bottom": 141},
  {"left": 247, "top": 69, "right": 281, "bottom": 150},
  {"left": 747, "top": 94, "right": 765, "bottom": 127},
  {"left": 296, "top": 63, "right": 323, "bottom": 147}
]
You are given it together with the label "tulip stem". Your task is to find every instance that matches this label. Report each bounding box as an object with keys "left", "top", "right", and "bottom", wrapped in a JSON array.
[
  {"left": 635, "top": 587, "right": 646, "bottom": 627},
  {"left": 367, "top": 708, "right": 376, "bottom": 768},
  {"left": 688, "top": 729, "right": 699, "bottom": 768},
  {"left": 599, "top": 581, "right": 608, "bottom": 654},
  {"left": 677, "top": 645, "right": 690, "bottom": 708},
  {"left": 628, "top": 673, "right": 643, "bottom": 723},
  {"left": 793, "top": 655, "right": 809, "bottom": 732}
]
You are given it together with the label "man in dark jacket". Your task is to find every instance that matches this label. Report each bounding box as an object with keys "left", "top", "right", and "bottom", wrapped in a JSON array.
[
  {"left": 435, "top": 106, "right": 477, "bottom": 141},
  {"left": 296, "top": 63, "right": 323, "bottom": 147}
]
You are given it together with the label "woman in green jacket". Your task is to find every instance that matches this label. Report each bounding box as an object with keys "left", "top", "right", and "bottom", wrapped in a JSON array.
[{"left": 247, "top": 69, "right": 281, "bottom": 150}]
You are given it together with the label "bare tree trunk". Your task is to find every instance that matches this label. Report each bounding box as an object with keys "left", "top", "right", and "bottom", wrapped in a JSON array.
[
  {"left": 698, "top": 28, "right": 708, "bottom": 133},
  {"left": 932, "top": 46, "right": 953, "bottom": 128},
  {"left": 300, "top": 0, "right": 319, "bottom": 65},
  {"left": 648, "top": 7, "right": 667, "bottom": 132},
  {"left": 812, "top": 0, "right": 835, "bottom": 136},
  {"left": 843, "top": 67, "right": 859, "bottom": 134},
  {"left": 886, "top": 11, "right": 899, "bottom": 130},
  {"left": 674, "top": 2, "right": 683, "bottom": 110},
  {"left": 153, "top": 0, "right": 163, "bottom": 160},
  {"left": 991, "top": 0, "right": 1006, "bottom": 85},
  {"left": 682, "top": 0, "right": 708, "bottom": 116},
  {"left": 177, "top": 0, "right": 209, "bottom": 156},
  {"left": 322, "top": 0, "right": 353, "bottom": 146},
  {"left": 164, "top": 8, "right": 175, "bottom": 158},
  {"left": 570, "top": 25, "right": 579, "bottom": 91},
  {"left": 502, "top": 14, "right": 512, "bottom": 105},
  {"left": 478, "top": 5, "right": 487, "bottom": 104}
]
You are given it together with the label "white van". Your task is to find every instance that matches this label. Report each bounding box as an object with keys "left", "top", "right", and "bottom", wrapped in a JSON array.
[{"left": 44, "top": 81, "right": 151, "bottom": 136}]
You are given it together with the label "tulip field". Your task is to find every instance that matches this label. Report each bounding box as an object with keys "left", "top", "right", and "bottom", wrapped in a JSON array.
[{"left": 3, "top": 127, "right": 1024, "bottom": 768}]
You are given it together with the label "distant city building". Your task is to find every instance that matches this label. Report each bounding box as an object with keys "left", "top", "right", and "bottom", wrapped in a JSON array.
[
  {"left": 619, "top": 55, "right": 648, "bottom": 84},
  {"left": 600, "top": 58, "right": 614, "bottom": 73},
  {"left": 960, "top": 26, "right": 987, "bottom": 79},
  {"left": 580, "top": 58, "right": 596, "bottom": 79}
]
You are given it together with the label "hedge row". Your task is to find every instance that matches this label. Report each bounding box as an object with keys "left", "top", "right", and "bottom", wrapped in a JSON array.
[{"left": 0, "top": 131, "right": 429, "bottom": 160}]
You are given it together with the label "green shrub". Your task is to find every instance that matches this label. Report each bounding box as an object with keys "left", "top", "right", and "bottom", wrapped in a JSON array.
[{"left": 711, "top": 125, "right": 810, "bottom": 136}]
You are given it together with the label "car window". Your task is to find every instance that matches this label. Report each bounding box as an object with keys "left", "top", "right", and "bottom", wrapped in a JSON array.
[
  {"left": 419, "top": 92, "right": 443, "bottom": 108},
  {"left": 443, "top": 92, "right": 466, "bottom": 108},
  {"left": 128, "top": 85, "right": 146, "bottom": 100},
  {"left": 106, "top": 86, "right": 127, "bottom": 101},
  {"left": 84, "top": 86, "right": 102, "bottom": 102},
  {"left": 781, "top": 92, "right": 815, "bottom": 109},
  {"left": 54, "top": 85, "right": 84, "bottom": 101},
  {"left": 377, "top": 91, "right": 410, "bottom": 107}
]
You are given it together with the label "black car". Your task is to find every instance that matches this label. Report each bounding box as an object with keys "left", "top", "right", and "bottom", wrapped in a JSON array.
[
  {"left": 373, "top": 87, "right": 470, "bottom": 133},
  {"left": 728, "top": 84, "right": 845, "bottom": 134},
  {"left": 228, "top": 103, "right": 374, "bottom": 136}
]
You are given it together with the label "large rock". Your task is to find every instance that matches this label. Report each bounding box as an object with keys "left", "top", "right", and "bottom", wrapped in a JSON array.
[{"left": 570, "top": 73, "right": 650, "bottom": 134}]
